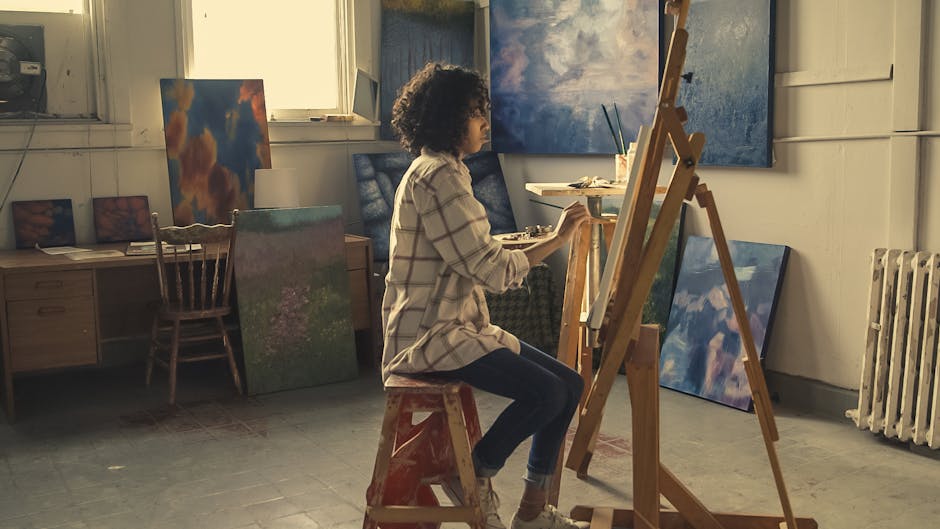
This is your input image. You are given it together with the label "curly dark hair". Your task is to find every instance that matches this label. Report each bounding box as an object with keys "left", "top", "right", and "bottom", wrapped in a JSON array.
[{"left": 391, "top": 62, "right": 490, "bottom": 157}]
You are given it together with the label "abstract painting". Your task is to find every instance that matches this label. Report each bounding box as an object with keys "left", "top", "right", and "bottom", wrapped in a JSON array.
[
  {"left": 12, "top": 199, "right": 76, "bottom": 249},
  {"left": 677, "top": 0, "right": 775, "bottom": 166},
  {"left": 92, "top": 196, "right": 152, "bottom": 243},
  {"left": 159, "top": 79, "right": 271, "bottom": 225},
  {"left": 354, "top": 150, "right": 517, "bottom": 261},
  {"left": 489, "top": 0, "right": 659, "bottom": 154},
  {"left": 234, "top": 206, "right": 358, "bottom": 395},
  {"left": 660, "top": 236, "right": 789, "bottom": 410},
  {"left": 379, "top": 0, "right": 475, "bottom": 140}
]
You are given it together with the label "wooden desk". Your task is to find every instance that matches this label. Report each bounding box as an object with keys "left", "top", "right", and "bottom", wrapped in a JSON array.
[{"left": 0, "top": 235, "right": 375, "bottom": 421}]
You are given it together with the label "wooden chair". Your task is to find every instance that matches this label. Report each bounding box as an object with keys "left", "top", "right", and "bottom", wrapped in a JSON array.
[{"left": 145, "top": 210, "right": 243, "bottom": 405}]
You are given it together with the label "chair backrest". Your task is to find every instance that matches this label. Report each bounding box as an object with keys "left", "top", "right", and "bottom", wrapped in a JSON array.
[{"left": 151, "top": 210, "right": 239, "bottom": 313}]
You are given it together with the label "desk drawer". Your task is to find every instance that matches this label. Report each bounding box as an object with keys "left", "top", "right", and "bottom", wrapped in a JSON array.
[
  {"left": 8, "top": 296, "right": 98, "bottom": 372},
  {"left": 6, "top": 270, "right": 94, "bottom": 301}
]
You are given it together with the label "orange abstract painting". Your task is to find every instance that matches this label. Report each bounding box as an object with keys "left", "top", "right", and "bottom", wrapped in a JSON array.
[
  {"left": 12, "top": 199, "right": 76, "bottom": 249},
  {"left": 159, "top": 79, "right": 271, "bottom": 225},
  {"left": 93, "top": 196, "right": 152, "bottom": 243}
]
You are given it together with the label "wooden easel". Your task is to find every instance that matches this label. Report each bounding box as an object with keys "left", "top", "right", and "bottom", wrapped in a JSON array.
[{"left": 552, "top": 2, "right": 818, "bottom": 528}]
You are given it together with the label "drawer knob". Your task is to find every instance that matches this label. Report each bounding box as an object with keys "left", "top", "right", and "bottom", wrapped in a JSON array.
[
  {"left": 37, "top": 306, "right": 67, "bottom": 316},
  {"left": 35, "top": 280, "right": 64, "bottom": 289}
]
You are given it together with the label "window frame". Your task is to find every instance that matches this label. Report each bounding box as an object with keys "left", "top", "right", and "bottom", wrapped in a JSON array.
[
  {"left": 174, "top": 0, "right": 353, "bottom": 122},
  {"left": 0, "top": 0, "right": 110, "bottom": 123}
]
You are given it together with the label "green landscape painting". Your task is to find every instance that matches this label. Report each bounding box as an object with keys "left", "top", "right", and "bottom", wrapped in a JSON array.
[
  {"left": 602, "top": 196, "right": 685, "bottom": 338},
  {"left": 234, "top": 206, "right": 358, "bottom": 394}
]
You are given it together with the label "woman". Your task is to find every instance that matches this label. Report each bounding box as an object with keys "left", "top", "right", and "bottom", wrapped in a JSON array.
[{"left": 382, "top": 62, "right": 591, "bottom": 529}]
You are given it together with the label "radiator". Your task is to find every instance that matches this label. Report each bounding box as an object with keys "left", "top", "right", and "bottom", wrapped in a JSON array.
[{"left": 848, "top": 249, "right": 940, "bottom": 447}]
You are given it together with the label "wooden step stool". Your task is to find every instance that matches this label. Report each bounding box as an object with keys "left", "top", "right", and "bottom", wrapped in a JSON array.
[{"left": 364, "top": 374, "right": 485, "bottom": 529}]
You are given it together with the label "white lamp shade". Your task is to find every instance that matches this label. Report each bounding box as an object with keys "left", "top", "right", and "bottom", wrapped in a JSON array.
[{"left": 254, "top": 168, "right": 301, "bottom": 208}]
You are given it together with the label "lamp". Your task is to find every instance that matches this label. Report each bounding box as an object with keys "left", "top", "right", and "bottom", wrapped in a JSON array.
[{"left": 254, "top": 168, "right": 300, "bottom": 208}]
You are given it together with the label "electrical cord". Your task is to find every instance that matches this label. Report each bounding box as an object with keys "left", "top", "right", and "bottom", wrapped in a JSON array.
[{"left": 0, "top": 68, "right": 47, "bottom": 215}]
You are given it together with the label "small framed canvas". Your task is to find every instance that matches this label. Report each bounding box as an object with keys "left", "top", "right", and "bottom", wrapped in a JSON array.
[
  {"left": 12, "top": 199, "right": 76, "bottom": 249},
  {"left": 93, "top": 196, "right": 152, "bottom": 243}
]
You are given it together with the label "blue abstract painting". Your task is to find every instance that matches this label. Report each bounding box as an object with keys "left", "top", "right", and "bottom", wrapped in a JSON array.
[
  {"left": 677, "top": 0, "right": 775, "bottom": 167},
  {"left": 660, "top": 236, "right": 789, "bottom": 410},
  {"left": 354, "top": 150, "right": 517, "bottom": 261},
  {"left": 379, "top": 0, "right": 475, "bottom": 140},
  {"left": 160, "top": 79, "right": 271, "bottom": 225},
  {"left": 489, "top": 0, "right": 659, "bottom": 154}
]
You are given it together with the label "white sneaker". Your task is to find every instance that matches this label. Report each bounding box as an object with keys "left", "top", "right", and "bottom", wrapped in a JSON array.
[
  {"left": 477, "top": 478, "right": 507, "bottom": 529},
  {"left": 510, "top": 505, "right": 590, "bottom": 529}
]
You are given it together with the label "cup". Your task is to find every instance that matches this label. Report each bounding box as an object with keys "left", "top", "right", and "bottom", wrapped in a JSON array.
[{"left": 615, "top": 154, "right": 629, "bottom": 183}]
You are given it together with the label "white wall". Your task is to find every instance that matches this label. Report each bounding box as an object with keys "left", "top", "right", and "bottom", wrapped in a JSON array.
[{"left": 0, "top": 0, "right": 936, "bottom": 391}]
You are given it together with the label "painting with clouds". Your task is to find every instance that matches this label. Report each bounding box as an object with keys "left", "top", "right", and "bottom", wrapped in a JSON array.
[
  {"left": 160, "top": 79, "right": 271, "bottom": 225},
  {"left": 489, "top": 0, "right": 659, "bottom": 154},
  {"left": 678, "top": 0, "right": 775, "bottom": 167}
]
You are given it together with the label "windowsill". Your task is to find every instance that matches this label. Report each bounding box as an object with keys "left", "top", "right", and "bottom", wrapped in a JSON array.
[{"left": 267, "top": 119, "right": 382, "bottom": 144}]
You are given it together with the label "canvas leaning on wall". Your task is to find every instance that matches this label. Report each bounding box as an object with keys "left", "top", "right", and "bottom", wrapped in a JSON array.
[
  {"left": 233, "top": 206, "right": 359, "bottom": 395},
  {"left": 11, "top": 199, "right": 76, "bottom": 249},
  {"left": 659, "top": 235, "right": 789, "bottom": 411},
  {"left": 159, "top": 79, "right": 272, "bottom": 225},
  {"left": 92, "top": 196, "right": 152, "bottom": 243},
  {"left": 354, "top": 150, "right": 517, "bottom": 262}
]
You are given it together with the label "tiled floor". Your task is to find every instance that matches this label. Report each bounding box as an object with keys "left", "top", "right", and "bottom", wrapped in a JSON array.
[{"left": 1, "top": 362, "right": 938, "bottom": 529}]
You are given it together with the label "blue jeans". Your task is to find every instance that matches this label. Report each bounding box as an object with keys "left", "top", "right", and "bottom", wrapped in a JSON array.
[{"left": 432, "top": 342, "right": 584, "bottom": 488}]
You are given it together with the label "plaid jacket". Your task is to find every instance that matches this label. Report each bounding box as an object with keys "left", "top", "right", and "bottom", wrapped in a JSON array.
[{"left": 381, "top": 149, "right": 530, "bottom": 382}]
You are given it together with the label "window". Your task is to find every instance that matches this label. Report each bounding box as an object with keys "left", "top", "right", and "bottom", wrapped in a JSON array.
[
  {"left": 0, "top": 0, "right": 101, "bottom": 120},
  {"left": 0, "top": 0, "right": 83, "bottom": 14},
  {"left": 180, "top": 0, "right": 351, "bottom": 120}
]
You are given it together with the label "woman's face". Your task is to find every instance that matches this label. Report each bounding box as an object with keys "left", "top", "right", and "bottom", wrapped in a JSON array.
[{"left": 457, "top": 106, "right": 490, "bottom": 158}]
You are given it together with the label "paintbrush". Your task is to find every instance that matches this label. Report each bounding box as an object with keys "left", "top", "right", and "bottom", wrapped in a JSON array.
[
  {"left": 601, "top": 104, "right": 622, "bottom": 154},
  {"left": 614, "top": 103, "right": 626, "bottom": 155}
]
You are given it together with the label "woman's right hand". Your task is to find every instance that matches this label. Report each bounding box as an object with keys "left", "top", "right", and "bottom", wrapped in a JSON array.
[{"left": 554, "top": 202, "right": 591, "bottom": 242}]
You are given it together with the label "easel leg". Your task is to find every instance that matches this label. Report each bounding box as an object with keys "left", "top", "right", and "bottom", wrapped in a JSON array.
[
  {"left": 694, "top": 184, "right": 799, "bottom": 529},
  {"left": 624, "top": 325, "right": 661, "bottom": 528},
  {"left": 549, "top": 222, "right": 592, "bottom": 506}
]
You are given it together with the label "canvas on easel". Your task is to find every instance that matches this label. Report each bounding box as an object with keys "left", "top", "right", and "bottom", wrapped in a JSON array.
[
  {"left": 12, "top": 199, "right": 76, "bottom": 249},
  {"left": 660, "top": 235, "right": 789, "bottom": 410}
]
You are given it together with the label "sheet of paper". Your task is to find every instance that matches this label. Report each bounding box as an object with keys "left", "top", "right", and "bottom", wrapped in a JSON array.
[
  {"left": 65, "top": 250, "right": 126, "bottom": 260},
  {"left": 36, "top": 245, "right": 92, "bottom": 255}
]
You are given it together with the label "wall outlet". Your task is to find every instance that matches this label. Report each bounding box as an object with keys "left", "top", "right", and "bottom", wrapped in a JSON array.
[{"left": 20, "top": 61, "right": 41, "bottom": 75}]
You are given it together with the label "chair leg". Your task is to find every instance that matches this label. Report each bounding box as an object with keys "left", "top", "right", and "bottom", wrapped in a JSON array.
[
  {"left": 168, "top": 320, "right": 181, "bottom": 405},
  {"left": 145, "top": 316, "right": 159, "bottom": 386},
  {"left": 217, "top": 316, "right": 243, "bottom": 394}
]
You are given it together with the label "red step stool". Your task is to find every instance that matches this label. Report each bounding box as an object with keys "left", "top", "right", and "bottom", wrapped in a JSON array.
[{"left": 364, "top": 374, "right": 485, "bottom": 529}]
